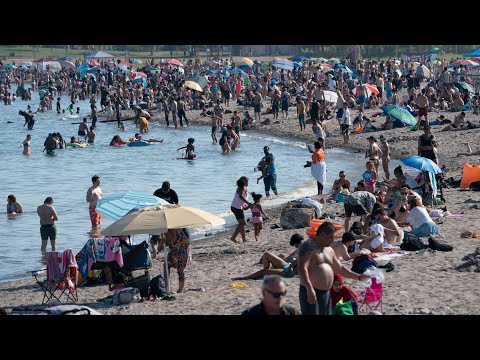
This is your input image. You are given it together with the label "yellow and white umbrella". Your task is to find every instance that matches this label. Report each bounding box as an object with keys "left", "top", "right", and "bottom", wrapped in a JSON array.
[
  {"left": 241, "top": 57, "right": 254, "bottom": 65},
  {"left": 184, "top": 80, "right": 203, "bottom": 92}
]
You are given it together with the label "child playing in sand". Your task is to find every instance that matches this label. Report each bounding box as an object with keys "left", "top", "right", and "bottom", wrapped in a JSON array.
[
  {"left": 256, "top": 157, "right": 272, "bottom": 184},
  {"left": 362, "top": 161, "right": 378, "bottom": 194},
  {"left": 250, "top": 192, "right": 268, "bottom": 241},
  {"left": 177, "top": 138, "right": 195, "bottom": 159}
]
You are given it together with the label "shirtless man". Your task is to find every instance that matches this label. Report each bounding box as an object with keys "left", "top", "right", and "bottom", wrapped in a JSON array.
[
  {"left": 78, "top": 118, "right": 89, "bottom": 141},
  {"left": 356, "top": 83, "right": 367, "bottom": 110},
  {"left": 297, "top": 222, "right": 368, "bottom": 315},
  {"left": 86, "top": 175, "right": 103, "bottom": 228},
  {"left": 379, "top": 135, "right": 391, "bottom": 180},
  {"left": 210, "top": 113, "right": 221, "bottom": 144},
  {"left": 366, "top": 136, "right": 383, "bottom": 175},
  {"left": 416, "top": 88, "right": 429, "bottom": 129},
  {"left": 373, "top": 209, "right": 404, "bottom": 245},
  {"left": 37, "top": 197, "right": 58, "bottom": 255},
  {"left": 232, "top": 110, "right": 242, "bottom": 138}
]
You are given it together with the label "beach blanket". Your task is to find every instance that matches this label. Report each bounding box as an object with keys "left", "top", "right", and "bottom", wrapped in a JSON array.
[
  {"left": 76, "top": 237, "right": 123, "bottom": 278},
  {"left": 373, "top": 251, "right": 409, "bottom": 262}
]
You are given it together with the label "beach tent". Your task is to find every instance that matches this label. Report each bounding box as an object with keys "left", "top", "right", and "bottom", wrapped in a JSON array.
[
  {"left": 58, "top": 60, "right": 76, "bottom": 70},
  {"left": 380, "top": 105, "right": 417, "bottom": 126},
  {"left": 272, "top": 61, "right": 294, "bottom": 71},
  {"left": 292, "top": 56, "right": 308, "bottom": 62},
  {"left": 464, "top": 48, "right": 480, "bottom": 57},
  {"left": 86, "top": 51, "right": 115, "bottom": 59},
  {"left": 32, "top": 60, "right": 62, "bottom": 74},
  {"left": 452, "top": 81, "right": 475, "bottom": 96}
]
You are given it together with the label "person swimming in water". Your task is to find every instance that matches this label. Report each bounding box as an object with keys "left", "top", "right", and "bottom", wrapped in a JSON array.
[{"left": 177, "top": 138, "right": 195, "bottom": 159}]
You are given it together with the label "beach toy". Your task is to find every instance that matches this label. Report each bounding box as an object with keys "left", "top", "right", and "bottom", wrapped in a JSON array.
[
  {"left": 310, "top": 219, "right": 342, "bottom": 231},
  {"left": 67, "top": 142, "right": 88, "bottom": 148},
  {"left": 460, "top": 163, "right": 480, "bottom": 188},
  {"left": 362, "top": 172, "right": 372, "bottom": 182},
  {"left": 127, "top": 141, "right": 151, "bottom": 147},
  {"left": 356, "top": 126, "right": 363, "bottom": 133},
  {"left": 230, "top": 282, "right": 247, "bottom": 289}
]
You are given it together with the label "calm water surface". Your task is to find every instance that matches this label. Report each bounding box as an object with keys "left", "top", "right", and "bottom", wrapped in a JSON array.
[{"left": 0, "top": 86, "right": 400, "bottom": 281}]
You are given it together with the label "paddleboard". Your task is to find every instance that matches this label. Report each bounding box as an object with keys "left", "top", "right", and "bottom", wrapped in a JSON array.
[
  {"left": 172, "top": 156, "right": 200, "bottom": 160},
  {"left": 127, "top": 141, "right": 151, "bottom": 147}
]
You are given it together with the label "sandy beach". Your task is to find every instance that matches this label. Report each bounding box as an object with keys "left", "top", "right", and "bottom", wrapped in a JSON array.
[{"left": 2, "top": 91, "right": 480, "bottom": 315}]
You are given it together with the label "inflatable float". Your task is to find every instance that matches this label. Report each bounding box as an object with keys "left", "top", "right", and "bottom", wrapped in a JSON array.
[
  {"left": 67, "top": 142, "right": 88, "bottom": 148},
  {"left": 461, "top": 163, "right": 480, "bottom": 188},
  {"left": 127, "top": 141, "right": 151, "bottom": 147},
  {"left": 172, "top": 156, "right": 199, "bottom": 160},
  {"left": 306, "top": 219, "right": 342, "bottom": 238}
]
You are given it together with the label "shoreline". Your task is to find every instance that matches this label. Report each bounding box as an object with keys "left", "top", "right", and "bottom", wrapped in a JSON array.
[{"left": 2, "top": 99, "right": 480, "bottom": 314}]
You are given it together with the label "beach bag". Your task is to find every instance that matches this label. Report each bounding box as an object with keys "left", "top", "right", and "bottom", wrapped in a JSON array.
[
  {"left": 125, "top": 271, "right": 151, "bottom": 298},
  {"left": 333, "top": 300, "right": 354, "bottom": 315},
  {"left": 400, "top": 234, "right": 426, "bottom": 251},
  {"left": 469, "top": 181, "right": 480, "bottom": 191},
  {"left": 148, "top": 274, "right": 168, "bottom": 299},
  {"left": 112, "top": 287, "right": 140, "bottom": 305},
  {"left": 427, "top": 237, "right": 453, "bottom": 252},
  {"left": 352, "top": 254, "right": 378, "bottom": 274}
]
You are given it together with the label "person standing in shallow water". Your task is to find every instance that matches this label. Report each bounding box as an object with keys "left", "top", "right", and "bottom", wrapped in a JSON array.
[
  {"left": 22, "top": 134, "right": 31, "bottom": 155},
  {"left": 37, "top": 197, "right": 58, "bottom": 255},
  {"left": 230, "top": 176, "right": 253, "bottom": 243},
  {"left": 86, "top": 175, "right": 103, "bottom": 228}
]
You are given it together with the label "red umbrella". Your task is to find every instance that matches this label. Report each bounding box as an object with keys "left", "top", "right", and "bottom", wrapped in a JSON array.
[
  {"left": 167, "top": 59, "right": 184, "bottom": 67},
  {"left": 86, "top": 59, "right": 100, "bottom": 66},
  {"left": 131, "top": 72, "right": 147, "bottom": 80},
  {"left": 452, "top": 60, "right": 478, "bottom": 66},
  {"left": 33, "top": 57, "right": 56, "bottom": 62}
]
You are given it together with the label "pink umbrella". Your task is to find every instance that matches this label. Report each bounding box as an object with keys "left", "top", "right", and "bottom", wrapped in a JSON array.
[
  {"left": 167, "top": 59, "right": 184, "bottom": 67},
  {"left": 85, "top": 59, "right": 100, "bottom": 66}
]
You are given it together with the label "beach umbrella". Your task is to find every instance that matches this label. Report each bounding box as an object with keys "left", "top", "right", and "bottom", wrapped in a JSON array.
[
  {"left": 452, "top": 60, "right": 478, "bottom": 66},
  {"left": 58, "top": 60, "right": 75, "bottom": 70},
  {"left": 400, "top": 156, "right": 442, "bottom": 174},
  {"left": 230, "top": 68, "right": 248, "bottom": 78},
  {"left": 380, "top": 105, "right": 416, "bottom": 126},
  {"left": 131, "top": 72, "right": 147, "bottom": 80},
  {"left": 430, "top": 47, "right": 440, "bottom": 52},
  {"left": 96, "top": 192, "right": 169, "bottom": 220},
  {"left": 101, "top": 204, "right": 225, "bottom": 236},
  {"left": 241, "top": 57, "right": 254, "bottom": 65},
  {"left": 272, "top": 61, "right": 294, "bottom": 71},
  {"left": 292, "top": 62, "right": 303, "bottom": 68},
  {"left": 353, "top": 84, "right": 379, "bottom": 97},
  {"left": 452, "top": 81, "right": 475, "bottom": 96},
  {"left": 186, "top": 75, "right": 208, "bottom": 89},
  {"left": 238, "top": 63, "right": 252, "bottom": 71},
  {"left": 328, "top": 58, "right": 340, "bottom": 64},
  {"left": 416, "top": 64, "right": 431, "bottom": 78},
  {"left": 168, "top": 59, "right": 184, "bottom": 67},
  {"left": 292, "top": 56, "right": 308, "bottom": 62},
  {"left": 85, "top": 59, "right": 100, "bottom": 67},
  {"left": 86, "top": 51, "right": 115, "bottom": 59},
  {"left": 57, "top": 56, "right": 73, "bottom": 61},
  {"left": 322, "top": 90, "right": 338, "bottom": 104},
  {"left": 464, "top": 48, "right": 480, "bottom": 57},
  {"left": 33, "top": 57, "right": 55, "bottom": 62},
  {"left": 131, "top": 59, "right": 143, "bottom": 64},
  {"left": 184, "top": 80, "right": 203, "bottom": 92},
  {"left": 2, "top": 64, "right": 17, "bottom": 69},
  {"left": 133, "top": 78, "right": 147, "bottom": 87}
]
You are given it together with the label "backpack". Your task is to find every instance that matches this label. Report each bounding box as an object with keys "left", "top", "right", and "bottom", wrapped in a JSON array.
[
  {"left": 400, "top": 234, "right": 426, "bottom": 251},
  {"left": 125, "top": 271, "right": 151, "bottom": 298},
  {"left": 148, "top": 274, "right": 168, "bottom": 299},
  {"left": 427, "top": 237, "right": 453, "bottom": 252},
  {"left": 469, "top": 181, "right": 480, "bottom": 191}
]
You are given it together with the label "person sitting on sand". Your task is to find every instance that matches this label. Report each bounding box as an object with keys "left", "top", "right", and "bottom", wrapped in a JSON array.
[
  {"left": 440, "top": 112, "right": 466, "bottom": 131},
  {"left": 373, "top": 208, "right": 404, "bottom": 245},
  {"left": 231, "top": 234, "right": 304, "bottom": 281},
  {"left": 331, "top": 231, "right": 361, "bottom": 261},
  {"left": 359, "top": 223, "right": 385, "bottom": 253},
  {"left": 402, "top": 198, "right": 440, "bottom": 238}
]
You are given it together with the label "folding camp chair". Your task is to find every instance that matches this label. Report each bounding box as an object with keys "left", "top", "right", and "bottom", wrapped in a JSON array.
[
  {"left": 356, "top": 278, "right": 383, "bottom": 315},
  {"left": 29, "top": 248, "right": 79, "bottom": 305}
]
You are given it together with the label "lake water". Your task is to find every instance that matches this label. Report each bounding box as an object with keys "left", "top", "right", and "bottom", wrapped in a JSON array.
[{"left": 0, "top": 86, "right": 400, "bottom": 282}]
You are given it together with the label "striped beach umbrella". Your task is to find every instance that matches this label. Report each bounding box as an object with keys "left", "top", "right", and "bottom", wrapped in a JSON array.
[{"left": 96, "top": 191, "right": 169, "bottom": 220}]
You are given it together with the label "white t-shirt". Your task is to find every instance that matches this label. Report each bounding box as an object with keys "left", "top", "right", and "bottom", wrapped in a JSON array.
[
  {"left": 407, "top": 207, "right": 435, "bottom": 229},
  {"left": 341, "top": 108, "right": 351, "bottom": 126}
]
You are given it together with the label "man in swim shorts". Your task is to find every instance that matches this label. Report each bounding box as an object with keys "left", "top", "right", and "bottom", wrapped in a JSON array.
[
  {"left": 297, "top": 222, "right": 368, "bottom": 315},
  {"left": 86, "top": 175, "right": 103, "bottom": 228}
]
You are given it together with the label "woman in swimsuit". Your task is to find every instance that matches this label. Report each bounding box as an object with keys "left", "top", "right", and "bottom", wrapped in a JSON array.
[
  {"left": 250, "top": 192, "right": 268, "bottom": 241},
  {"left": 22, "top": 134, "right": 31, "bottom": 155},
  {"left": 387, "top": 188, "right": 410, "bottom": 224}
]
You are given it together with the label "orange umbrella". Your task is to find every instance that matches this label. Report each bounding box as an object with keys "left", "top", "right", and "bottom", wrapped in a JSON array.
[
  {"left": 168, "top": 59, "right": 184, "bottom": 67},
  {"left": 452, "top": 60, "right": 478, "bottom": 66}
]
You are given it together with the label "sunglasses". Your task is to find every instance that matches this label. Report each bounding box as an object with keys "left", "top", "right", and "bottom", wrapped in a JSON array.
[{"left": 265, "top": 289, "right": 287, "bottom": 298}]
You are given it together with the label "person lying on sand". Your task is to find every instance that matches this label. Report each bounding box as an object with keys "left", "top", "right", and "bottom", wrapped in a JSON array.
[{"left": 456, "top": 142, "right": 480, "bottom": 157}]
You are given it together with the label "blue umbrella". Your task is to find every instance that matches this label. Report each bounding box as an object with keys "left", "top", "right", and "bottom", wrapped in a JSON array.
[
  {"left": 430, "top": 47, "right": 440, "bottom": 52},
  {"left": 133, "top": 78, "right": 147, "bottom": 87},
  {"left": 230, "top": 68, "right": 248, "bottom": 78},
  {"left": 400, "top": 156, "right": 442, "bottom": 174},
  {"left": 1, "top": 64, "right": 17, "bottom": 69},
  {"left": 57, "top": 56, "right": 73, "bottom": 61},
  {"left": 380, "top": 105, "right": 417, "bottom": 126},
  {"left": 292, "top": 56, "right": 308, "bottom": 62},
  {"left": 464, "top": 48, "right": 480, "bottom": 57},
  {"left": 292, "top": 62, "right": 303, "bottom": 68},
  {"left": 238, "top": 63, "right": 252, "bottom": 71},
  {"left": 224, "top": 65, "right": 232, "bottom": 70},
  {"left": 96, "top": 191, "right": 169, "bottom": 220}
]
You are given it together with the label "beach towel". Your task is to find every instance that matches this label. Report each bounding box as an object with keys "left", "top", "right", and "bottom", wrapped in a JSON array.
[
  {"left": 311, "top": 161, "right": 326, "bottom": 186},
  {"left": 76, "top": 237, "right": 123, "bottom": 278},
  {"left": 301, "top": 197, "right": 324, "bottom": 218},
  {"left": 46, "top": 249, "right": 78, "bottom": 282}
]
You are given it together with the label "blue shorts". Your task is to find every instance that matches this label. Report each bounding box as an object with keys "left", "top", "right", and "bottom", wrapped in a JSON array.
[
  {"left": 358, "top": 95, "right": 366, "bottom": 104},
  {"left": 411, "top": 222, "right": 439, "bottom": 237},
  {"left": 282, "top": 264, "right": 294, "bottom": 278}
]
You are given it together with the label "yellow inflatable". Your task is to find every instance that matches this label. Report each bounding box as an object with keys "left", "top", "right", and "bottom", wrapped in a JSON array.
[
  {"left": 460, "top": 163, "right": 480, "bottom": 188},
  {"left": 139, "top": 116, "right": 149, "bottom": 133}
]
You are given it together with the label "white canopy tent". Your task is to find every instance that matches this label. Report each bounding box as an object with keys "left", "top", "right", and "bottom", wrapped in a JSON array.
[
  {"left": 85, "top": 51, "right": 116, "bottom": 59},
  {"left": 32, "top": 60, "right": 62, "bottom": 74}
]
